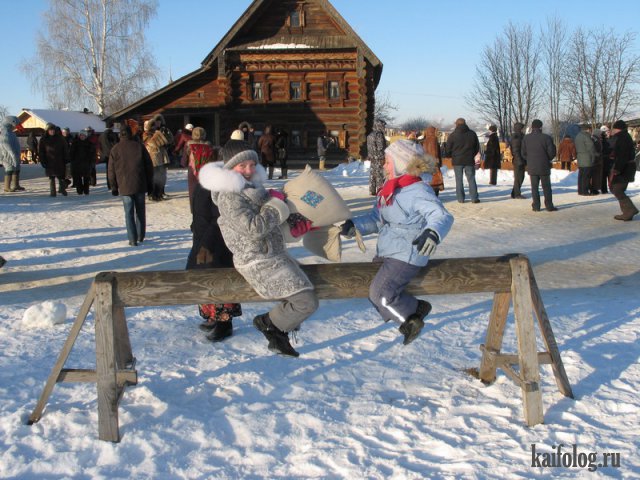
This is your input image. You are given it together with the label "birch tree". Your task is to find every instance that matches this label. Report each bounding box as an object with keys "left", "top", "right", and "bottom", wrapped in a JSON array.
[{"left": 23, "top": 0, "right": 160, "bottom": 116}]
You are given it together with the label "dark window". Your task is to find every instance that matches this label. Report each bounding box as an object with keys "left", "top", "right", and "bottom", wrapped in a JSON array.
[
  {"left": 328, "top": 81, "right": 340, "bottom": 99},
  {"left": 290, "top": 10, "right": 301, "bottom": 27},
  {"left": 290, "top": 81, "right": 302, "bottom": 100}
]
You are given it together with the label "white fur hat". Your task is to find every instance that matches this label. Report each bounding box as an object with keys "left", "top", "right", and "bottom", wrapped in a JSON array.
[
  {"left": 385, "top": 140, "right": 425, "bottom": 175},
  {"left": 230, "top": 129, "right": 245, "bottom": 140}
]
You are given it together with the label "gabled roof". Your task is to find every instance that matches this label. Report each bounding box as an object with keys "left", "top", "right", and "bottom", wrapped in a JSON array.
[
  {"left": 18, "top": 109, "right": 106, "bottom": 133},
  {"left": 201, "top": 0, "right": 382, "bottom": 81}
]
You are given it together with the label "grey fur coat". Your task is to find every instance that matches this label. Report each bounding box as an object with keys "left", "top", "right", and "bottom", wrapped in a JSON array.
[{"left": 198, "top": 162, "right": 313, "bottom": 299}]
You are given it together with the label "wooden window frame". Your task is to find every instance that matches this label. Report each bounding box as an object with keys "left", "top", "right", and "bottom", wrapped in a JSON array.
[{"left": 286, "top": 3, "right": 306, "bottom": 33}]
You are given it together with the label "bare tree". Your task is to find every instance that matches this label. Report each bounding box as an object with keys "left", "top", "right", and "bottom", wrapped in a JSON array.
[
  {"left": 0, "top": 105, "right": 8, "bottom": 121},
  {"left": 400, "top": 117, "right": 430, "bottom": 133},
  {"left": 22, "top": 0, "right": 160, "bottom": 116},
  {"left": 540, "top": 17, "right": 567, "bottom": 144},
  {"left": 374, "top": 91, "right": 398, "bottom": 124},
  {"left": 466, "top": 37, "right": 511, "bottom": 139}
]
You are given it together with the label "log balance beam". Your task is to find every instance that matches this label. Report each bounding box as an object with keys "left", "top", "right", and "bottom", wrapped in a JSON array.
[{"left": 28, "top": 254, "right": 573, "bottom": 442}]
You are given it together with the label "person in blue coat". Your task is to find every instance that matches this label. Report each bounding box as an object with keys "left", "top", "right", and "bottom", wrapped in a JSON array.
[{"left": 340, "top": 139, "right": 454, "bottom": 345}]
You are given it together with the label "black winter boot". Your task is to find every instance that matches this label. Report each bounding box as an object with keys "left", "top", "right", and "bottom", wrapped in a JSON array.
[
  {"left": 49, "top": 177, "right": 57, "bottom": 197},
  {"left": 207, "top": 319, "right": 233, "bottom": 342},
  {"left": 253, "top": 313, "right": 299, "bottom": 357},
  {"left": 399, "top": 300, "right": 432, "bottom": 345},
  {"left": 12, "top": 172, "right": 25, "bottom": 191},
  {"left": 58, "top": 178, "right": 67, "bottom": 196}
]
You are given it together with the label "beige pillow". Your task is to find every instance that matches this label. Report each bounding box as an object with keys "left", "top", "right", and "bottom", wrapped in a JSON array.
[
  {"left": 302, "top": 225, "right": 342, "bottom": 262},
  {"left": 283, "top": 165, "right": 351, "bottom": 227}
]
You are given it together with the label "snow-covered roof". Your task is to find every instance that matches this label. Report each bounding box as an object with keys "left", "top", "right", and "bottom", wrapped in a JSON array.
[
  {"left": 247, "top": 43, "right": 312, "bottom": 50},
  {"left": 17, "top": 109, "right": 106, "bottom": 134}
]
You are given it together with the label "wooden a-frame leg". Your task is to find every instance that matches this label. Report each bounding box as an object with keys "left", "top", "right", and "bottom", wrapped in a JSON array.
[
  {"left": 479, "top": 291, "right": 511, "bottom": 384},
  {"left": 28, "top": 283, "right": 96, "bottom": 424},
  {"left": 113, "top": 304, "right": 134, "bottom": 371},
  {"left": 95, "top": 274, "right": 120, "bottom": 442},
  {"left": 527, "top": 263, "right": 574, "bottom": 398},
  {"left": 510, "top": 257, "right": 544, "bottom": 426}
]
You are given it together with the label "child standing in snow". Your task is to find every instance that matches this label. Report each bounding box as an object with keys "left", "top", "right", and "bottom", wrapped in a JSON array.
[
  {"left": 198, "top": 139, "right": 318, "bottom": 357},
  {"left": 341, "top": 140, "right": 454, "bottom": 345}
]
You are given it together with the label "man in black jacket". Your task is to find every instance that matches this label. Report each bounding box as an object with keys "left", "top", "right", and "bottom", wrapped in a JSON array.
[
  {"left": 521, "top": 119, "right": 558, "bottom": 212},
  {"left": 446, "top": 118, "right": 480, "bottom": 203},
  {"left": 108, "top": 126, "right": 154, "bottom": 246},
  {"left": 609, "top": 120, "right": 638, "bottom": 221}
]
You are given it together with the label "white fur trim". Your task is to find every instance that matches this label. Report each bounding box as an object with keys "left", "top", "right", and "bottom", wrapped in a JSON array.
[
  {"left": 263, "top": 197, "right": 290, "bottom": 223},
  {"left": 198, "top": 162, "right": 246, "bottom": 193},
  {"left": 252, "top": 163, "right": 268, "bottom": 185}
]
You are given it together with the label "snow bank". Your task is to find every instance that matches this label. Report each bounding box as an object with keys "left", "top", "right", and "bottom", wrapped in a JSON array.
[{"left": 21, "top": 301, "right": 67, "bottom": 328}]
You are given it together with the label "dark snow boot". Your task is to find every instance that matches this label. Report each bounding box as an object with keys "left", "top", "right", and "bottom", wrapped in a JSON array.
[
  {"left": 398, "top": 300, "right": 432, "bottom": 345},
  {"left": 614, "top": 198, "right": 639, "bottom": 221},
  {"left": 49, "top": 177, "right": 57, "bottom": 197},
  {"left": 58, "top": 178, "right": 67, "bottom": 196},
  {"left": 253, "top": 313, "right": 299, "bottom": 357},
  {"left": 207, "top": 319, "right": 233, "bottom": 342}
]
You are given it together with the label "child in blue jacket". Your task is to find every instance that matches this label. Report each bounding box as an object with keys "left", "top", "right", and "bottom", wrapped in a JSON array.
[{"left": 341, "top": 140, "right": 454, "bottom": 344}]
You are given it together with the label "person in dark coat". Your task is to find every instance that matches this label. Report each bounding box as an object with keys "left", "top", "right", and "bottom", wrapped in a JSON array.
[
  {"left": 510, "top": 122, "right": 527, "bottom": 199},
  {"left": 521, "top": 119, "right": 557, "bottom": 212},
  {"left": 186, "top": 156, "right": 242, "bottom": 342},
  {"left": 484, "top": 124, "right": 501, "bottom": 185},
  {"left": 446, "top": 118, "right": 480, "bottom": 203},
  {"left": 27, "top": 131, "right": 39, "bottom": 163},
  {"left": 275, "top": 128, "right": 289, "bottom": 179},
  {"left": 108, "top": 126, "right": 154, "bottom": 246},
  {"left": 609, "top": 120, "right": 638, "bottom": 221},
  {"left": 99, "top": 121, "right": 118, "bottom": 189},
  {"left": 39, "top": 123, "right": 69, "bottom": 197},
  {"left": 599, "top": 126, "right": 612, "bottom": 193},
  {"left": 70, "top": 128, "right": 96, "bottom": 195},
  {"left": 257, "top": 124, "right": 276, "bottom": 179}
]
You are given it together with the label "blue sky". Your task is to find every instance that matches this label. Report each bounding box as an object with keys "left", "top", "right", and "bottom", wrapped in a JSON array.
[{"left": 1, "top": 0, "right": 638, "bottom": 125}]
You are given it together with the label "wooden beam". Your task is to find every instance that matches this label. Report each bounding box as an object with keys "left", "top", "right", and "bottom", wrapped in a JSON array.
[
  {"left": 510, "top": 256, "right": 544, "bottom": 426},
  {"left": 57, "top": 369, "right": 137, "bottom": 386},
  {"left": 95, "top": 273, "right": 120, "bottom": 442},
  {"left": 112, "top": 256, "right": 514, "bottom": 307},
  {"left": 28, "top": 283, "right": 95, "bottom": 425},
  {"left": 478, "top": 292, "right": 511, "bottom": 384}
]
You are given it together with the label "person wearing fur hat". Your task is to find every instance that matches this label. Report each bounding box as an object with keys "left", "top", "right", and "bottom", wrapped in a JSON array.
[
  {"left": 39, "top": 123, "right": 70, "bottom": 197},
  {"left": 198, "top": 140, "right": 318, "bottom": 357},
  {"left": 185, "top": 133, "right": 241, "bottom": 343},
  {"left": 340, "top": 140, "right": 454, "bottom": 345},
  {"left": 0, "top": 116, "right": 25, "bottom": 193},
  {"left": 183, "top": 127, "right": 216, "bottom": 212},
  {"left": 521, "top": 119, "right": 558, "bottom": 212},
  {"left": 143, "top": 114, "right": 174, "bottom": 201},
  {"left": 421, "top": 126, "right": 444, "bottom": 195},
  {"left": 70, "top": 128, "right": 96, "bottom": 195},
  {"left": 609, "top": 119, "right": 638, "bottom": 221},
  {"left": 173, "top": 123, "right": 193, "bottom": 166}
]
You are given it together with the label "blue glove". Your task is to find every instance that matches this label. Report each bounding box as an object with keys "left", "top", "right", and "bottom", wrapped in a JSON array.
[
  {"left": 339, "top": 219, "right": 355, "bottom": 238},
  {"left": 412, "top": 229, "right": 439, "bottom": 256}
]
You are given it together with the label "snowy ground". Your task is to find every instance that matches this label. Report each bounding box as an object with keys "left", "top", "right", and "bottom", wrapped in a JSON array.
[{"left": 0, "top": 163, "right": 639, "bottom": 479}]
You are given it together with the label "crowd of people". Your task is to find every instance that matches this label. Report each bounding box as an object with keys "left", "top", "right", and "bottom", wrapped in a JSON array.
[
  {"left": 1, "top": 114, "right": 638, "bottom": 354},
  {"left": 366, "top": 118, "right": 638, "bottom": 220}
]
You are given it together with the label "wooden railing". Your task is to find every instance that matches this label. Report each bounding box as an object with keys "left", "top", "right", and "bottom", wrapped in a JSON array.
[{"left": 29, "top": 254, "right": 573, "bottom": 442}]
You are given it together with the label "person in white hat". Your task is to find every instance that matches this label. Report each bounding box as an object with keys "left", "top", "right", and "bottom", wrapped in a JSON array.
[{"left": 340, "top": 139, "right": 454, "bottom": 345}]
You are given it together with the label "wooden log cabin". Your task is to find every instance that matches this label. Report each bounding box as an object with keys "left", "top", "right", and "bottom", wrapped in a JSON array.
[{"left": 107, "top": 0, "right": 383, "bottom": 166}]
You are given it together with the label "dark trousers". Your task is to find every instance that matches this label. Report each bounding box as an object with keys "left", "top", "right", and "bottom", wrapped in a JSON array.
[
  {"left": 369, "top": 257, "right": 421, "bottom": 324},
  {"left": 489, "top": 168, "right": 498, "bottom": 185},
  {"left": 122, "top": 192, "right": 146, "bottom": 244},
  {"left": 530, "top": 174, "right": 554, "bottom": 210},
  {"left": 590, "top": 161, "right": 602, "bottom": 193},
  {"left": 601, "top": 159, "right": 613, "bottom": 193},
  {"left": 511, "top": 163, "right": 526, "bottom": 197},
  {"left": 578, "top": 167, "right": 592, "bottom": 195}
]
